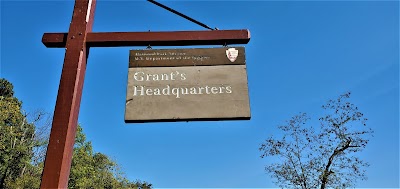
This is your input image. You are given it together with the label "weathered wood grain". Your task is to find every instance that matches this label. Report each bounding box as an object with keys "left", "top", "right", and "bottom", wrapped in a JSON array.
[{"left": 125, "top": 65, "right": 250, "bottom": 122}]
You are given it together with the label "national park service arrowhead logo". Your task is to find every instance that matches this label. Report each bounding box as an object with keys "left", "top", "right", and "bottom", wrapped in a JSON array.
[{"left": 226, "top": 48, "right": 239, "bottom": 62}]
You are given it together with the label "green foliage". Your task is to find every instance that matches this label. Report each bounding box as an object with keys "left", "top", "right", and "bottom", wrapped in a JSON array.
[
  {"left": 0, "top": 78, "right": 152, "bottom": 189},
  {"left": 5, "top": 163, "right": 42, "bottom": 189},
  {"left": 0, "top": 79, "right": 14, "bottom": 98},
  {"left": 68, "top": 125, "right": 152, "bottom": 189},
  {"left": 0, "top": 78, "right": 37, "bottom": 188},
  {"left": 259, "top": 92, "right": 373, "bottom": 189}
]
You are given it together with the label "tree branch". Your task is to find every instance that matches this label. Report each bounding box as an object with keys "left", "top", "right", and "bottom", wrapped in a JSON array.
[{"left": 320, "top": 139, "right": 353, "bottom": 189}]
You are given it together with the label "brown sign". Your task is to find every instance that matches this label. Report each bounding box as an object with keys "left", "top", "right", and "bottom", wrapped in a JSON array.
[{"left": 125, "top": 47, "right": 250, "bottom": 122}]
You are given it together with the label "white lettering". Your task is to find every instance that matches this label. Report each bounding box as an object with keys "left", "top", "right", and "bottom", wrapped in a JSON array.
[
  {"left": 146, "top": 88, "right": 153, "bottom": 95},
  {"left": 172, "top": 88, "right": 180, "bottom": 98},
  {"left": 180, "top": 73, "right": 187, "bottom": 80},
  {"left": 211, "top": 87, "right": 218, "bottom": 94},
  {"left": 161, "top": 73, "right": 169, "bottom": 81},
  {"left": 190, "top": 87, "right": 197, "bottom": 94},
  {"left": 134, "top": 72, "right": 144, "bottom": 81},
  {"left": 152, "top": 74, "right": 159, "bottom": 81},
  {"left": 181, "top": 88, "right": 189, "bottom": 95},
  {"left": 153, "top": 88, "right": 161, "bottom": 95},
  {"left": 133, "top": 86, "right": 144, "bottom": 96},
  {"left": 226, "top": 86, "right": 232, "bottom": 93},
  {"left": 205, "top": 86, "right": 211, "bottom": 94},
  {"left": 131, "top": 71, "right": 236, "bottom": 98},
  {"left": 146, "top": 73, "right": 152, "bottom": 81},
  {"left": 198, "top": 87, "right": 204, "bottom": 94},
  {"left": 162, "top": 85, "right": 171, "bottom": 95}
]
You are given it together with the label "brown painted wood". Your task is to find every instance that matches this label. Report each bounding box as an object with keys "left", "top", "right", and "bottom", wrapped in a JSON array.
[
  {"left": 129, "top": 47, "right": 246, "bottom": 67},
  {"left": 42, "top": 30, "right": 251, "bottom": 48},
  {"left": 40, "top": 0, "right": 96, "bottom": 188}
]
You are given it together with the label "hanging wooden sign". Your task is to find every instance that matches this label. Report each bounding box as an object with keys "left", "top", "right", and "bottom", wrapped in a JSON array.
[{"left": 125, "top": 47, "right": 250, "bottom": 122}]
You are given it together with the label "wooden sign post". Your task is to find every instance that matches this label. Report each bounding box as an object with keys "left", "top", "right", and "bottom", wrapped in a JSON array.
[{"left": 40, "top": 0, "right": 250, "bottom": 188}]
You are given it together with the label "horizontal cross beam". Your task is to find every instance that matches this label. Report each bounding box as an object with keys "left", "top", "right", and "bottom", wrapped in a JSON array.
[{"left": 42, "top": 29, "right": 250, "bottom": 48}]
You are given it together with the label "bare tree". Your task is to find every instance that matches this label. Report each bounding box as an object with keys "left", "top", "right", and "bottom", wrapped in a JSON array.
[
  {"left": 259, "top": 92, "right": 373, "bottom": 189},
  {"left": 28, "top": 110, "right": 52, "bottom": 166}
]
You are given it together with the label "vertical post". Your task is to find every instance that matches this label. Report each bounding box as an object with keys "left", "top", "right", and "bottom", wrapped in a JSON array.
[{"left": 40, "top": 0, "right": 96, "bottom": 188}]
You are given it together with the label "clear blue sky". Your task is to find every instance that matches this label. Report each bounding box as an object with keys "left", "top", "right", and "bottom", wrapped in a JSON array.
[{"left": 1, "top": 0, "right": 399, "bottom": 188}]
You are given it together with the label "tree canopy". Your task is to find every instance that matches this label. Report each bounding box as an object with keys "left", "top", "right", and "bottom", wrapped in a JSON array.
[
  {"left": 0, "top": 78, "right": 37, "bottom": 188},
  {"left": 0, "top": 78, "right": 151, "bottom": 189},
  {"left": 259, "top": 92, "right": 373, "bottom": 189},
  {"left": 68, "top": 125, "right": 152, "bottom": 189}
]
